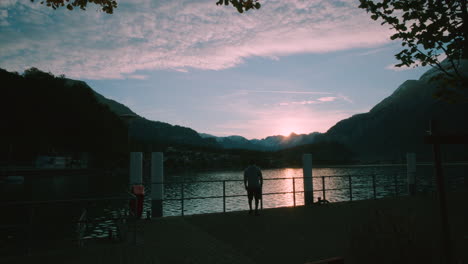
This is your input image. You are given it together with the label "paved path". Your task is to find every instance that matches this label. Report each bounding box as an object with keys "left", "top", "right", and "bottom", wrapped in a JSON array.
[{"left": 1, "top": 192, "right": 466, "bottom": 264}]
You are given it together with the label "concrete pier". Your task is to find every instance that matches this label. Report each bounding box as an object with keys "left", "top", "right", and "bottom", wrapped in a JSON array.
[{"left": 3, "top": 192, "right": 465, "bottom": 264}]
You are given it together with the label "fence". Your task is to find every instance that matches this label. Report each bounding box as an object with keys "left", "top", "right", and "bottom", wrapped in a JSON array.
[
  {"left": 153, "top": 165, "right": 466, "bottom": 217},
  {"left": 152, "top": 171, "right": 431, "bottom": 216},
  {"left": 0, "top": 195, "right": 137, "bottom": 257}
]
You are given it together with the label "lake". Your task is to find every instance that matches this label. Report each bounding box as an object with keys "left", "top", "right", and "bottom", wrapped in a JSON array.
[
  {"left": 1, "top": 165, "right": 464, "bottom": 243},
  {"left": 153, "top": 164, "right": 465, "bottom": 216}
]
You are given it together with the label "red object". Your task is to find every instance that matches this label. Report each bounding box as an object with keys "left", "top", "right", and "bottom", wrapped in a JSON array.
[{"left": 130, "top": 185, "right": 145, "bottom": 218}]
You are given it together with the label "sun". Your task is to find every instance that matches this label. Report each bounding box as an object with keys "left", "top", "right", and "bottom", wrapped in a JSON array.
[{"left": 275, "top": 118, "right": 307, "bottom": 136}]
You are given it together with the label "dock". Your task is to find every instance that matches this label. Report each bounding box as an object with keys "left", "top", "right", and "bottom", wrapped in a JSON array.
[{"left": 1, "top": 191, "right": 465, "bottom": 264}]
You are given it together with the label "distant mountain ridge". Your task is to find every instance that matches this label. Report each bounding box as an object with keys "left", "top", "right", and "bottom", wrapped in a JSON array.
[
  {"left": 315, "top": 60, "right": 468, "bottom": 162},
  {"left": 201, "top": 60, "right": 468, "bottom": 161},
  {"left": 4, "top": 60, "right": 467, "bottom": 165},
  {"left": 199, "top": 132, "right": 321, "bottom": 151},
  {"left": 90, "top": 86, "right": 220, "bottom": 149}
]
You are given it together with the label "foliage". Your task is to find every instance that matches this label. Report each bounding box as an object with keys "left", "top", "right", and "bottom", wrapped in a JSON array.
[
  {"left": 30, "top": 0, "right": 117, "bottom": 14},
  {"left": 358, "top": 0, "right": 468, "bottom": 101},
  {"left": 31, "top": 0, "right": 261, "bottom": 14},
  {"left": 0, "top": 67, "right": 127, "bottom": 166},
  {"left": 216, "top": 0, "right": 261, "bottom": 13}
]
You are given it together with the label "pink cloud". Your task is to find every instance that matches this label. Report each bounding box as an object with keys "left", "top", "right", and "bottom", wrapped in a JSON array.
[
  {"left": 0, "top": 0, "right": 393, "bottom": 79},
  {"left": 317, "top": 96, "right": 337, "bottom": 102},
  {"left": 127, "top": 74, "right": 148, "bottom": 80}
]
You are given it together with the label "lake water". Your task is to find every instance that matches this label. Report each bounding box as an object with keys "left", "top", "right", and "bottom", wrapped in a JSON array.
[
  {"left": 1, "top": 165, "right": 465, "bottom": 244},
  {"left": 149, "top": 164, "right": 465, "bottom": 216}
]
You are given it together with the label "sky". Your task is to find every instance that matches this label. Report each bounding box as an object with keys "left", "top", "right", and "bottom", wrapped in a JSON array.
[{"left": 0, "top": 0, "right": 431, "bottom": 139}]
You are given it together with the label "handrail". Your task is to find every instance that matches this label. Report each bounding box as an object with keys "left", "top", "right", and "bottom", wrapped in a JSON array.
[
  {"left": 0, "top": 195, "right": 135, "bottom": 207},
  {"left": 153, "top": 174, "right": 387, "bottom": 184},
  {"left": 150, "top": 172, "right": 421, "bottom": 215}
]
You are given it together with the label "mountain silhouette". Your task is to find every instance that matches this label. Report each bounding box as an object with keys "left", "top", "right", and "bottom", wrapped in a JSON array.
[
  {"left": 315, "top": 60, "right": 468, "bottom": 162},
  {"left": 200, "top": 132, "right": 321, "bottom": 151}
]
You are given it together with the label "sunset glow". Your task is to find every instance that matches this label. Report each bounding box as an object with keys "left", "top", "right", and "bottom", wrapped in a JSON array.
[{"left": 0, "top": 0, "right": 430, "bottom": 139}]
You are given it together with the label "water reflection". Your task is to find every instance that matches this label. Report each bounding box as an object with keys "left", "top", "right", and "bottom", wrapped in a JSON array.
[
  {"left": 161, "top": 166, "right": 413, "bottom": 216},
  {"left": 89, "top": 165, "right": 464, "bottom": 239},
  {"left": 162, "top": 164, "right": 468, "bottom": 216}
]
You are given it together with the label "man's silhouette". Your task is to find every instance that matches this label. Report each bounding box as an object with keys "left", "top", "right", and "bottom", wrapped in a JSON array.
[{"left": 244, "top": 160, "right": 263, "bottom": 215}]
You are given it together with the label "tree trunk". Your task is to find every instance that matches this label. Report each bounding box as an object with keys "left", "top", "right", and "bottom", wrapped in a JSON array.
[{"left": 461, "top": 0, "right": 468, "bottom": 59}]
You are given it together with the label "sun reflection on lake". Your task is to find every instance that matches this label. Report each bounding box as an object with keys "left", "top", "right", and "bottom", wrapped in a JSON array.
[{"left": 161, "top": 166, "right": 411, "bottom": 216}]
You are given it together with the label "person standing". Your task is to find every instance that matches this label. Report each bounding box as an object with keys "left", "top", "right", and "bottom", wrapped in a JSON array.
[{"left": 244, "top": 160, "right": 263, "bottom": 215}]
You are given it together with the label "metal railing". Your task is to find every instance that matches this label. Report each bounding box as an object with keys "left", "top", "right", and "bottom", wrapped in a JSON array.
[
  {"left": 0, "top": 195, "right": 137, "bottom": 257},
  {"left": 152, "top": 172, "right": 417, "bottom": 216}
]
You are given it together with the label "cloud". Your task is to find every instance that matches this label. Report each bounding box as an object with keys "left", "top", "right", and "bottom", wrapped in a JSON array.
[
  {"left": 279, "top": 100, "right": 318, "bottom": 106},
  {"left": 210, "top": 104, "right": 361, "bottom": 139},
  {"left": 317, "top": 96, "right": 337, "bottom": 102},
  {"left": 0, "top": 0, "right": 393, "bottom": 79},
  {"left": 0, "top": 10, "right": 8, "bottom": 26},
  {"left": 278, "top": 94, "right": 352, "bottom": 106},
  {"left": 385, "top": 63, "right": 414, "bottom": 72},
  {"left": 385, "top": 53, "right": 447, "bottom": 71},
  {"left": 127, "top": 74, "right": 148, "bottom": 80},
  {"left": 240, "top": 90, "right": 332, "bottom": 95},
  {"left": 338, "top": 94, "right": 353, "bottom": 103},
  {"left": 356, "top": 46, "right": 391, "bottom": 56}
]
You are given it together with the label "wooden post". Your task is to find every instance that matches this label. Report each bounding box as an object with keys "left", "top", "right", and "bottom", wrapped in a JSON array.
[
  {"left": 222, "top": 180, "right": 226, "bottom": 213},
  {"left": 303, "top": 154, "right": 313, "bottom": 206},
  {"left": 151, "top": 152, "right": 164, "bottom": 218},
  {"left": 430, "top": 120, "right": 452, "bottom": 264},
  {"left": 348, "top": 175, "right": 352, "bottom": 201},
  {"left": 321, "top": 176, "right": 326, "bottom": 201},
  {"left": 372, "top": 173, "right": 377, "bottom": 199},
  {"left": 406, "top": 153, "right": 416, "bottom": 195},
  {"left": 292, "top": 178, "right": 296, "bottom": 207}
]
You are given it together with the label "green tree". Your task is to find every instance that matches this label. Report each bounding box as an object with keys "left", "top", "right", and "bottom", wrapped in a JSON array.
[
  {"left": 216, "top": 0, "right": 261, "bottom": 13},
  {"left": 30, "top": 0, "right": 117, "bottom": 14},
  {"left": 359, "top": 0, "right": 468, "bottom": 101},
  {"left": 32, "top": 0, "right": 261, "bottom": 14}
]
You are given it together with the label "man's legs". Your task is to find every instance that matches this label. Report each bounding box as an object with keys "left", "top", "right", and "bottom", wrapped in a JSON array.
[
  {"left": 247, "top": 189, "right": 253, "bottom": 214},
  {"left": 254, "top": 188, "right": 261, "bottom": 215}
]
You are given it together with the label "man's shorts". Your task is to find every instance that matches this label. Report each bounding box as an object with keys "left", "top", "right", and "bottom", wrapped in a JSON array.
[{"left": 247, "top": 187, "right": 262, "bottom": 200}]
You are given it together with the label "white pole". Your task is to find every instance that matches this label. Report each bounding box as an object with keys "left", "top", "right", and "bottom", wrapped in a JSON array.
[
  {"left": 151, "top": 152, "right": 164, "bottom": 217},
  {"left": 407, "top": 153, "right": 416, "bottom": 195},
  {"left": 129, "top": 152, "right": 143, "bottom": 186},
  {"left": 303, "top": 154, "right": 313, "bottom": 205}
]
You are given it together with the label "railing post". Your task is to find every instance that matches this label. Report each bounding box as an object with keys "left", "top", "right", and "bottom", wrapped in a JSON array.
[
  {"left": 321, "top": 176, "right": 326, "bottom": 201},
  {"left": 223, "top": 180, "right": 226, "bottom": 213},
  {"left": 181, "top": 183, "right": 184, "bottom": 216},
  {"left": 27, "top": 206, "right": 34, "bottom": 256},
  {"left": 372, "top": 173, "right": 377, "bottom": 199},
  {"left": 292, "top": 178, "right": 296, "bottom": 207},
  {"left": 302, "top": 154, "right": 314, "bottom": 206},
  {"left": 133, "top": 196, "right": 137, "bottom": 244},
  {"left": 261, "top": 192, "right": 263, "bottom": 210},
  {"left": 407, "top": 153, "right": 416, "bottom": 195},
  {"left": 348, "top": 175, "right": 352, "bottom": 201},
  {"left": 394, "top": 173, "right": 398, "bottom": 197}
]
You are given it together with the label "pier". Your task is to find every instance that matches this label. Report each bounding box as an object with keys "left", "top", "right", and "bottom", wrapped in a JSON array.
[
  {"left": 0, "top": 191, "right": 465, "bottom": 264},
  {"left": 1, "top": 153, "right": 466, "bottom": 264}
]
